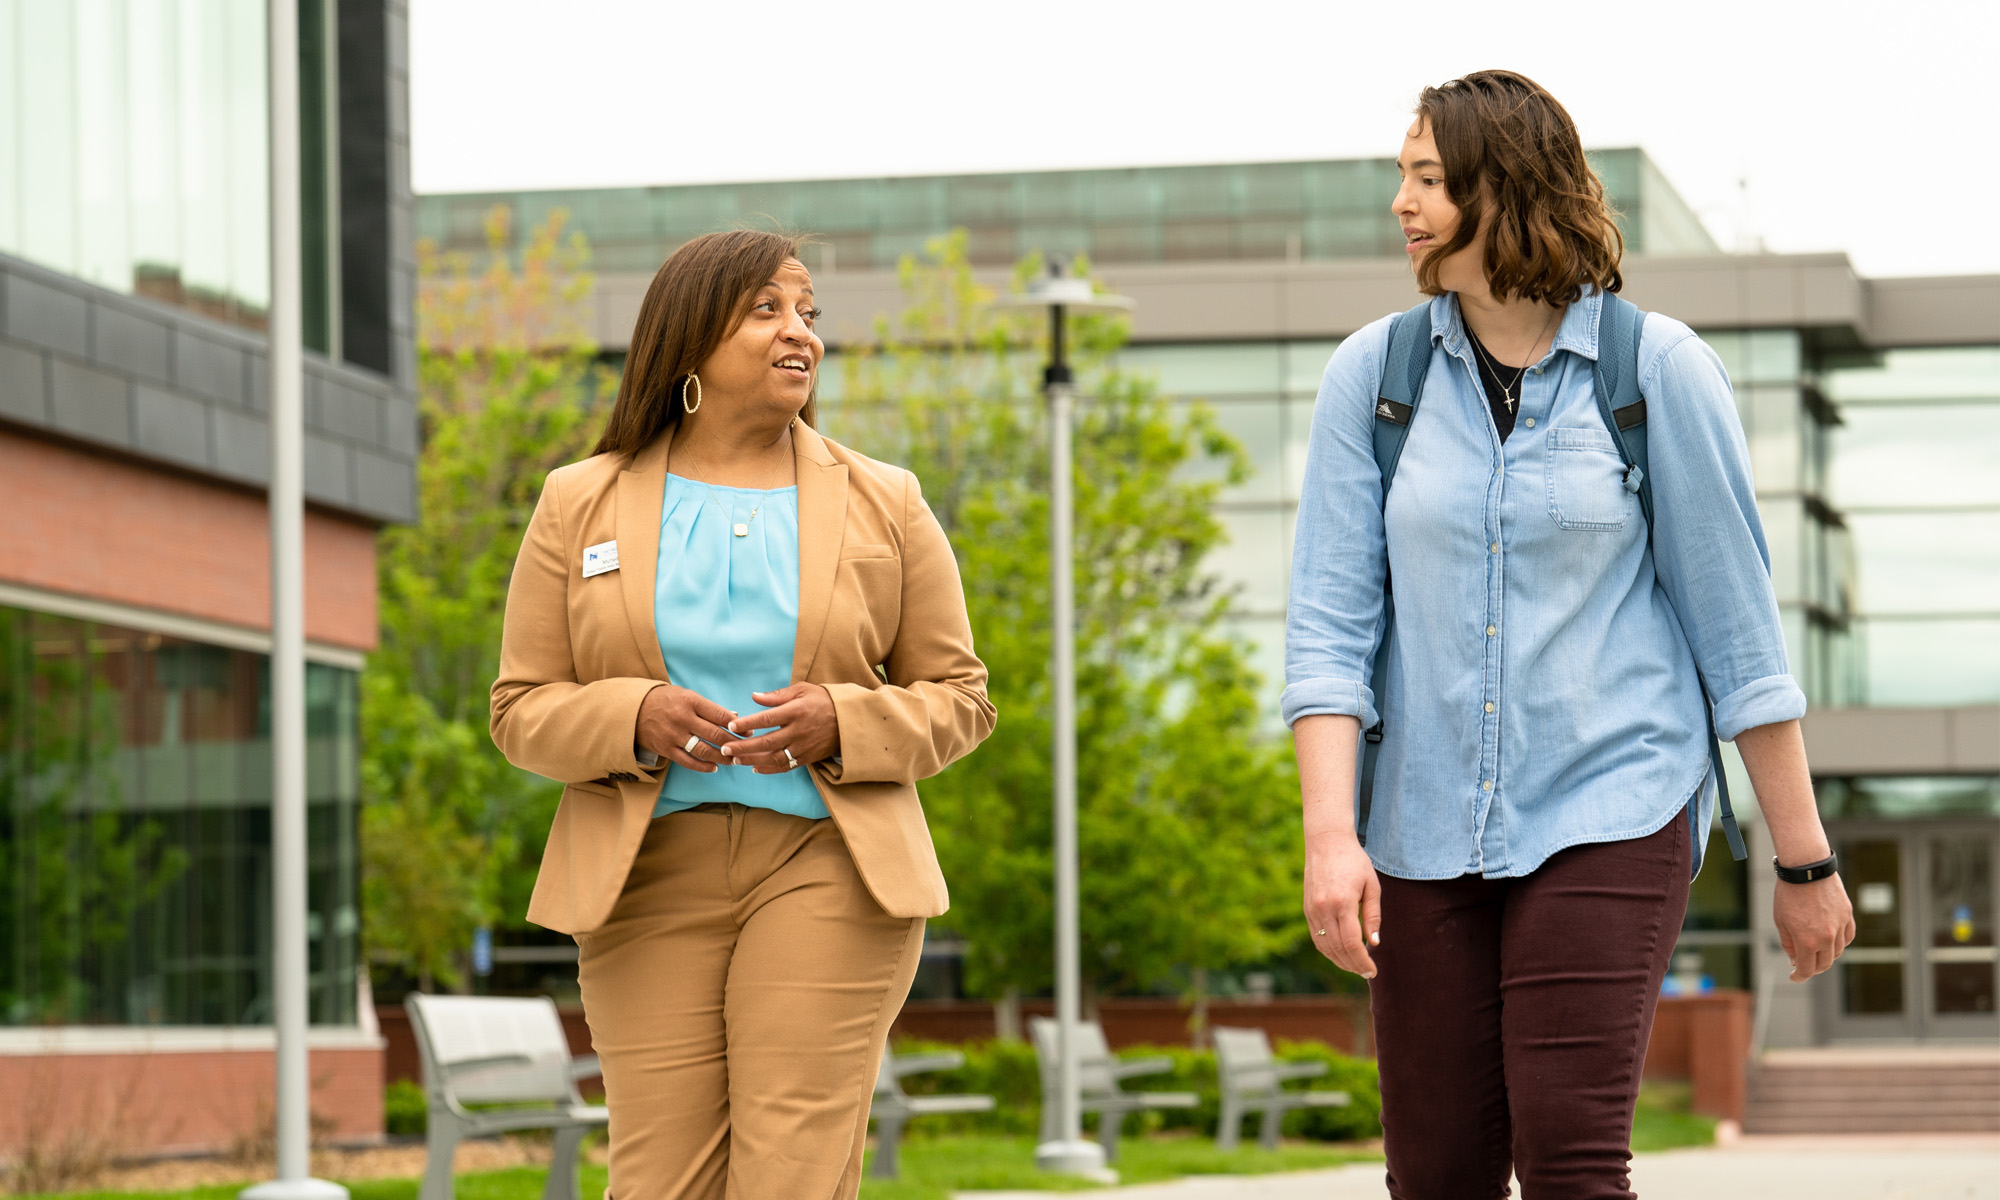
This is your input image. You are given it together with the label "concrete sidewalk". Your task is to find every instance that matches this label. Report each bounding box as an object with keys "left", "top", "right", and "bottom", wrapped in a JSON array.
[{"left": 955, "top": 1135, "right": 2000, "bottom": 1198}]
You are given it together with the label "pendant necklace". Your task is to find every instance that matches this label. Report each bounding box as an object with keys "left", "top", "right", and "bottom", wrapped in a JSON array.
[
  {"left": 1469, "top": 306, "right": 1562, "bottom": 414},
  {"left": 671, "top": 443, "right": 788, "bottom": 538},
  {"left": 695, "top": 484, "right": 759, "bottom": 537},
  {"left": 1471, "top": 338, "right": 1529, "bottom": 413}
]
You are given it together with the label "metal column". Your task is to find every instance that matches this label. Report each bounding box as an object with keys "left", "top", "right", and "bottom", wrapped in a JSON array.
[{"left": 242, "top": 3, "right": 347, "bottom": 1195}]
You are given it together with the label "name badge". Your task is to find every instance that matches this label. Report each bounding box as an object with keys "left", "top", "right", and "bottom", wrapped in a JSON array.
[{"left": 582, "top": 540, "right": 620, "bottom": 578}]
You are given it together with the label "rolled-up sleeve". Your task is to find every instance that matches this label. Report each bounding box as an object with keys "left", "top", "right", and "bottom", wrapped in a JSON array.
[
  {"left": 1642, "top": 320, "right": 1808, "bottom": 741},
  {"left": 1282, "top": 317, "right": 1397, "bottom": 730}
]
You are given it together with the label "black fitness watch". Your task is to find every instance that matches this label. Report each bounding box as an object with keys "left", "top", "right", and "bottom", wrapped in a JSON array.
[{"left": 1773, "top": 853, "right": 1838, "bottom": 884}]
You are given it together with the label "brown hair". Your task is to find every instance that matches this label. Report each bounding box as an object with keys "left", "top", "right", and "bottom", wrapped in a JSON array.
[
  {"left": 593, "top": 229, "right": 815, "bottom": 458},
  {"left": 1412, "top": 70, "right": 1624, "bottom": 304}
]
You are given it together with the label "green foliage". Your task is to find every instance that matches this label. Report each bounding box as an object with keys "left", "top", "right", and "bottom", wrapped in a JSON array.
[
  {"left": 824, "top": 232, "right": 1303, "bottom": 1008},
  {"left": 882, "top": 1036, "right": 1380, "bottom": 1142},
  {"left": 1631, "top": 1081, "right": 1719, "bottom": 1151},
  {"left": 383, "top": 1080, "right": 428, "bottom": 1137},
  {"left": 0, "top": 611, "right": 188, "bottom": 1023},
  {"left": 362, "top": 209, "right": 610, "bottom": 990}
]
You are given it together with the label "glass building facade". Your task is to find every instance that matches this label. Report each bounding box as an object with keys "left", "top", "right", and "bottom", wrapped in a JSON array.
[
  {"left": 0, "top": 605, "right": 361, "bottom": 1027},
  {"left": 0, "top": 0, "right": 406, "bottom": 1062},
  {"left": 417, "top": 148, "right": 1718, "bottom": 275},
  {"left": 0, "top": 0, "right": 344, "bottom": 350},
  {"left": 1821, "top": 346, "right": 2000, "bottom": 707}
]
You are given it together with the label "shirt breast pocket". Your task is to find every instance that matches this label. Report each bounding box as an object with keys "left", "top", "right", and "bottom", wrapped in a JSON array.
[{"left": 1544, "top": 427, "right": 1632, "bottom": 532}]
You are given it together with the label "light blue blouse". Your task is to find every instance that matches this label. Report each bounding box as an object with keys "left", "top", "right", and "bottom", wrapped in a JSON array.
[{"left": 652, "top": 473, "right": 828, "bottom": 819}]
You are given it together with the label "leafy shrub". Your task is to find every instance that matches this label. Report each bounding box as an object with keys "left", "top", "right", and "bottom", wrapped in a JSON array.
[
  {"left": 882, "top": 1034, "right": 1381, "bottom": 1142},
  {"left": 385, "top": 1079, "right": 429, "bottom": 1136},
  {"left": 884, "top": 1037, "right": 1041, "bottom": 1136}
]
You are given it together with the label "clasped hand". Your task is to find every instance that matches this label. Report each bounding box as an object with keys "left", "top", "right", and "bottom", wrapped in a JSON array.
[{"left": 636, "top": 682, "right": 841, "bottom": 774}]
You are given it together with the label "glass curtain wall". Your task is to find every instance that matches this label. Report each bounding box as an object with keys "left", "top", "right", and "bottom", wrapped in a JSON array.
[
  {"left": 0, "top": 0, "right": 338, "bottom": 351},
  {"left": 417, "top": 149, "right": 1718, "bottom": 276},
  {"left": 1704, "top": 329, "right": 1859, "bottom": 709},
  {"left": 0, "top": 605, "right": 360, "bottom": 1027},
  {"left": 1820, "top": 345, "right": 2000, "bottom": 706}
]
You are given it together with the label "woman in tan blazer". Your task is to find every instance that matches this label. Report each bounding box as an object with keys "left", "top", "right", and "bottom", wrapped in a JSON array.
[{"left": 490, "top": 230, "right": 994, "bottom": 1200}]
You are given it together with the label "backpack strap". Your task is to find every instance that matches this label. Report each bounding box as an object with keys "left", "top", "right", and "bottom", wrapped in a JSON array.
[
  {"left": 1591, "top": 294, "right": 1748, "bottom": 863},
  {"left": 1357, "top": 301, "right": 1435, "bottom": 845}
]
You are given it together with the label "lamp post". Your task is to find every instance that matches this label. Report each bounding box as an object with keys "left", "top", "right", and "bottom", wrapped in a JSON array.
[
  {"left": 242, "top": 2, "right": 346, "bottom": 1197},
  {"left": 995, "top": 263, "right": 1131, "bottom": 1181}
]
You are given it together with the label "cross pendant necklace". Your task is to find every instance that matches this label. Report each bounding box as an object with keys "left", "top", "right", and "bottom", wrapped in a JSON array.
[{"left": 1472, "top": 340, "right": 1528, "bottom": 413}]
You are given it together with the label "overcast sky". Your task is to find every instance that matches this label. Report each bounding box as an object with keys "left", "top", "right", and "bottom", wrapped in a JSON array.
[{"left": 410, "top": 0, "right": 1998, "bottom": 280}]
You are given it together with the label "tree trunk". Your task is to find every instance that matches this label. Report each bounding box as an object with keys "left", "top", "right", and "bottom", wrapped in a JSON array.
[
  {"left": 1081, "top": 976, "right": 1100, "bottom": 1024},
  {"left": 1189, "top": 966, "right": 1211, "bottom": 1049},
  {"left": 993, "top": 986, "right": 1022, "bottom": 1041}
]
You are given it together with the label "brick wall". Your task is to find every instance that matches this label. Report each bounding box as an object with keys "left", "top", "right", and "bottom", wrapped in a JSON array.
[
  {"left": 1643, "top": 990, "right": 1753, "bottom": 1121},
  {"left": 376, "top": 991, "right": 1750, "bottom": 1123},
  {"left": 0, "top": 1044, "right": 382, "bottom": 1161},
  {"left": 0, "top": 428, "right": 377, "bottom": 650}
]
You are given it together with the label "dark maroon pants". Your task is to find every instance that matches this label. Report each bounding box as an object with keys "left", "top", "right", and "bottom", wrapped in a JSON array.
[{"left": 1369, "top": 814, "right": 1692, "bottom": 1200}]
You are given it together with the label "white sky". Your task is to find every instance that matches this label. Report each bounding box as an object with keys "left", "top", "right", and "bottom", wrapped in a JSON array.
[{"left": 410, "top": 0, "right": 2000, "bottom": 280}]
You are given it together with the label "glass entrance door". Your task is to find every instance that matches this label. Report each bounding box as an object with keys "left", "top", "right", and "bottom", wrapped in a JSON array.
[
  {"left": 1826, "top": 827, "right": 2000, "bottom": 1040},
  {"left": 1830, "top": 837, "right": 1910, "bottom": 1037},
  {"left": 1924, "top": 835, "right": 1997, "bottom": 1035}
]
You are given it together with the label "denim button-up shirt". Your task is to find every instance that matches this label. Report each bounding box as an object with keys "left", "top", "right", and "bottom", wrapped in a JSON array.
[{"left": 1282, "top": 288, "right": 1805, "bottom": 880}]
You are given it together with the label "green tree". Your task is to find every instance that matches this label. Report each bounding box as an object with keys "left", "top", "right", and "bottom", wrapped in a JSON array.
[
  {"left": 361, "top": 209, "right": 609, "bottom": 991},
  {"left": 0, "top": 612, "right": 187, "bottom": 1023},
  {"left": 825, "top": 233, "right": 1303, "bottom": 1036}
]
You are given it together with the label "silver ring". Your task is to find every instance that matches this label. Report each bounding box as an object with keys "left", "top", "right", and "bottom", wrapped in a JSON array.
[
  {"left": 783, "top": 746, "right": 799, "bottom": 769},
  {"left": 1315, "top": 929, "right": 1328, "bottom": 937},
  {"left": 683, "top": 734, "right": 702, "bottom": 754}
]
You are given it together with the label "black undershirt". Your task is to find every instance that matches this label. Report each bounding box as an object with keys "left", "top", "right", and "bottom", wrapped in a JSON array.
[{"left": 1465, "top": 326, "right": 1525, "bottom": 443}]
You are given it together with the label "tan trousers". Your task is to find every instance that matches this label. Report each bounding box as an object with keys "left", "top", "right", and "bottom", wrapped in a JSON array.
[{"left": 575, "top": 804, "right": 924, "bottom": 1200}]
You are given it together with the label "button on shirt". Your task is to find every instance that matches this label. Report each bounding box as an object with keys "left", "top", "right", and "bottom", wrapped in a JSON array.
[
  {"left": 1282, "top": 289, "right": 1804, "bottom": 880},
  {"left": 653, "top": 474, "right": 827, "bottom": 819}
]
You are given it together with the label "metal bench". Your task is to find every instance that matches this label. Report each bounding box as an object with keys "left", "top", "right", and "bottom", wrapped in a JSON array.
[
  {"left": 1212, "top": 1025, "right": 1351, "bottom": 1150},
  {"left": 405, "top": 993, "right": 608, "bottom": 1200},
  {"left": 1028, "top": 1016, "right": 1199, "bottom": 1162},
  {"left": 867, "top": 1046, "right": 996, "bottom": 1180}
]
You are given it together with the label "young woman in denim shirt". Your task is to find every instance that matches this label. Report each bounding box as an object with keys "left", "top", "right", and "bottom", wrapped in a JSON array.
[{"left": 1284, "top": 71, "right": 1855, "bottom": 1197}]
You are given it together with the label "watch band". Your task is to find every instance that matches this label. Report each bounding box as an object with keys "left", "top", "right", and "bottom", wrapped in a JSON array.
[{"left": 1773, "top": 853, "right": 1838, "bottom": 884}]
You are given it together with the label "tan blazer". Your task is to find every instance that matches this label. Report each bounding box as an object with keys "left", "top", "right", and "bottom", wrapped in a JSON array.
[{"left": 490, "top": 422, "right": 995, "bottom": 933}]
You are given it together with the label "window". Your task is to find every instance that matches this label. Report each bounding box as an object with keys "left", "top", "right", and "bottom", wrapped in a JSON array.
[
  {"left": 0, "top": 0, "right": 340, "bottom": 349},
  {"left": 1820, "top": 344, "right": 2000, "bottom": 707},
  {"left": 0, "top": 606, "right": 360, "bottom": 1027}
]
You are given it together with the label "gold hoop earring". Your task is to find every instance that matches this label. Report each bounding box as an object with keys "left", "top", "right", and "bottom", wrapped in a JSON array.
[{"left": 681, "top": 373, "right": 702, "bottom": 415}]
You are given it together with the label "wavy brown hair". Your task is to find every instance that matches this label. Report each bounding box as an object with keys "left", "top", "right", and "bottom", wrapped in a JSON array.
[
  {"left": 1412, "top": 70, "right": 1624, "bottom": 304},
  {"left": 593, "top": 229, "right": 816, "bottom": 458}
]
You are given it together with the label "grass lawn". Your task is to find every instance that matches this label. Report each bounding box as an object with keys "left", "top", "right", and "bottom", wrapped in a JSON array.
[
  {"left": 857, "top": 1134, "right": 1376, "bottom": 1198},
  {"left": 1631, "top": 1082, "right": 1719, "bottom": 1153},
  {"left": 10, "top": 1138, "right": 1374, "bottom": 1200},
  {"left": 14, "top": 1089, "right": 1707, "bottom": 1200}
]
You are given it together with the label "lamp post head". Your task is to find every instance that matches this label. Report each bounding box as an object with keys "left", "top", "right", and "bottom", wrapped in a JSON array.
[
  {"left": 991, "top": 263, "right": 1134, "bottom": 388},
  {"left": 992, "top": 270, "right": 1134, "bottom": 314}
]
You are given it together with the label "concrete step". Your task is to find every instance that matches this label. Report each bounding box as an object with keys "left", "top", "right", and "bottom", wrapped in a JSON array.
[
  {"left": 1745, "top": 1112, "right": 2000, "bottom": 1133},
  {"left": 1758, "top": 1067, "right": 2000, "bottom": 1084},
  {"left": 1744, "top": 1058, "right": 2000, "bottom": 1133},
  {"left": 1753, "top": 1082, "right": 2000, "bottom": 1099}
]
